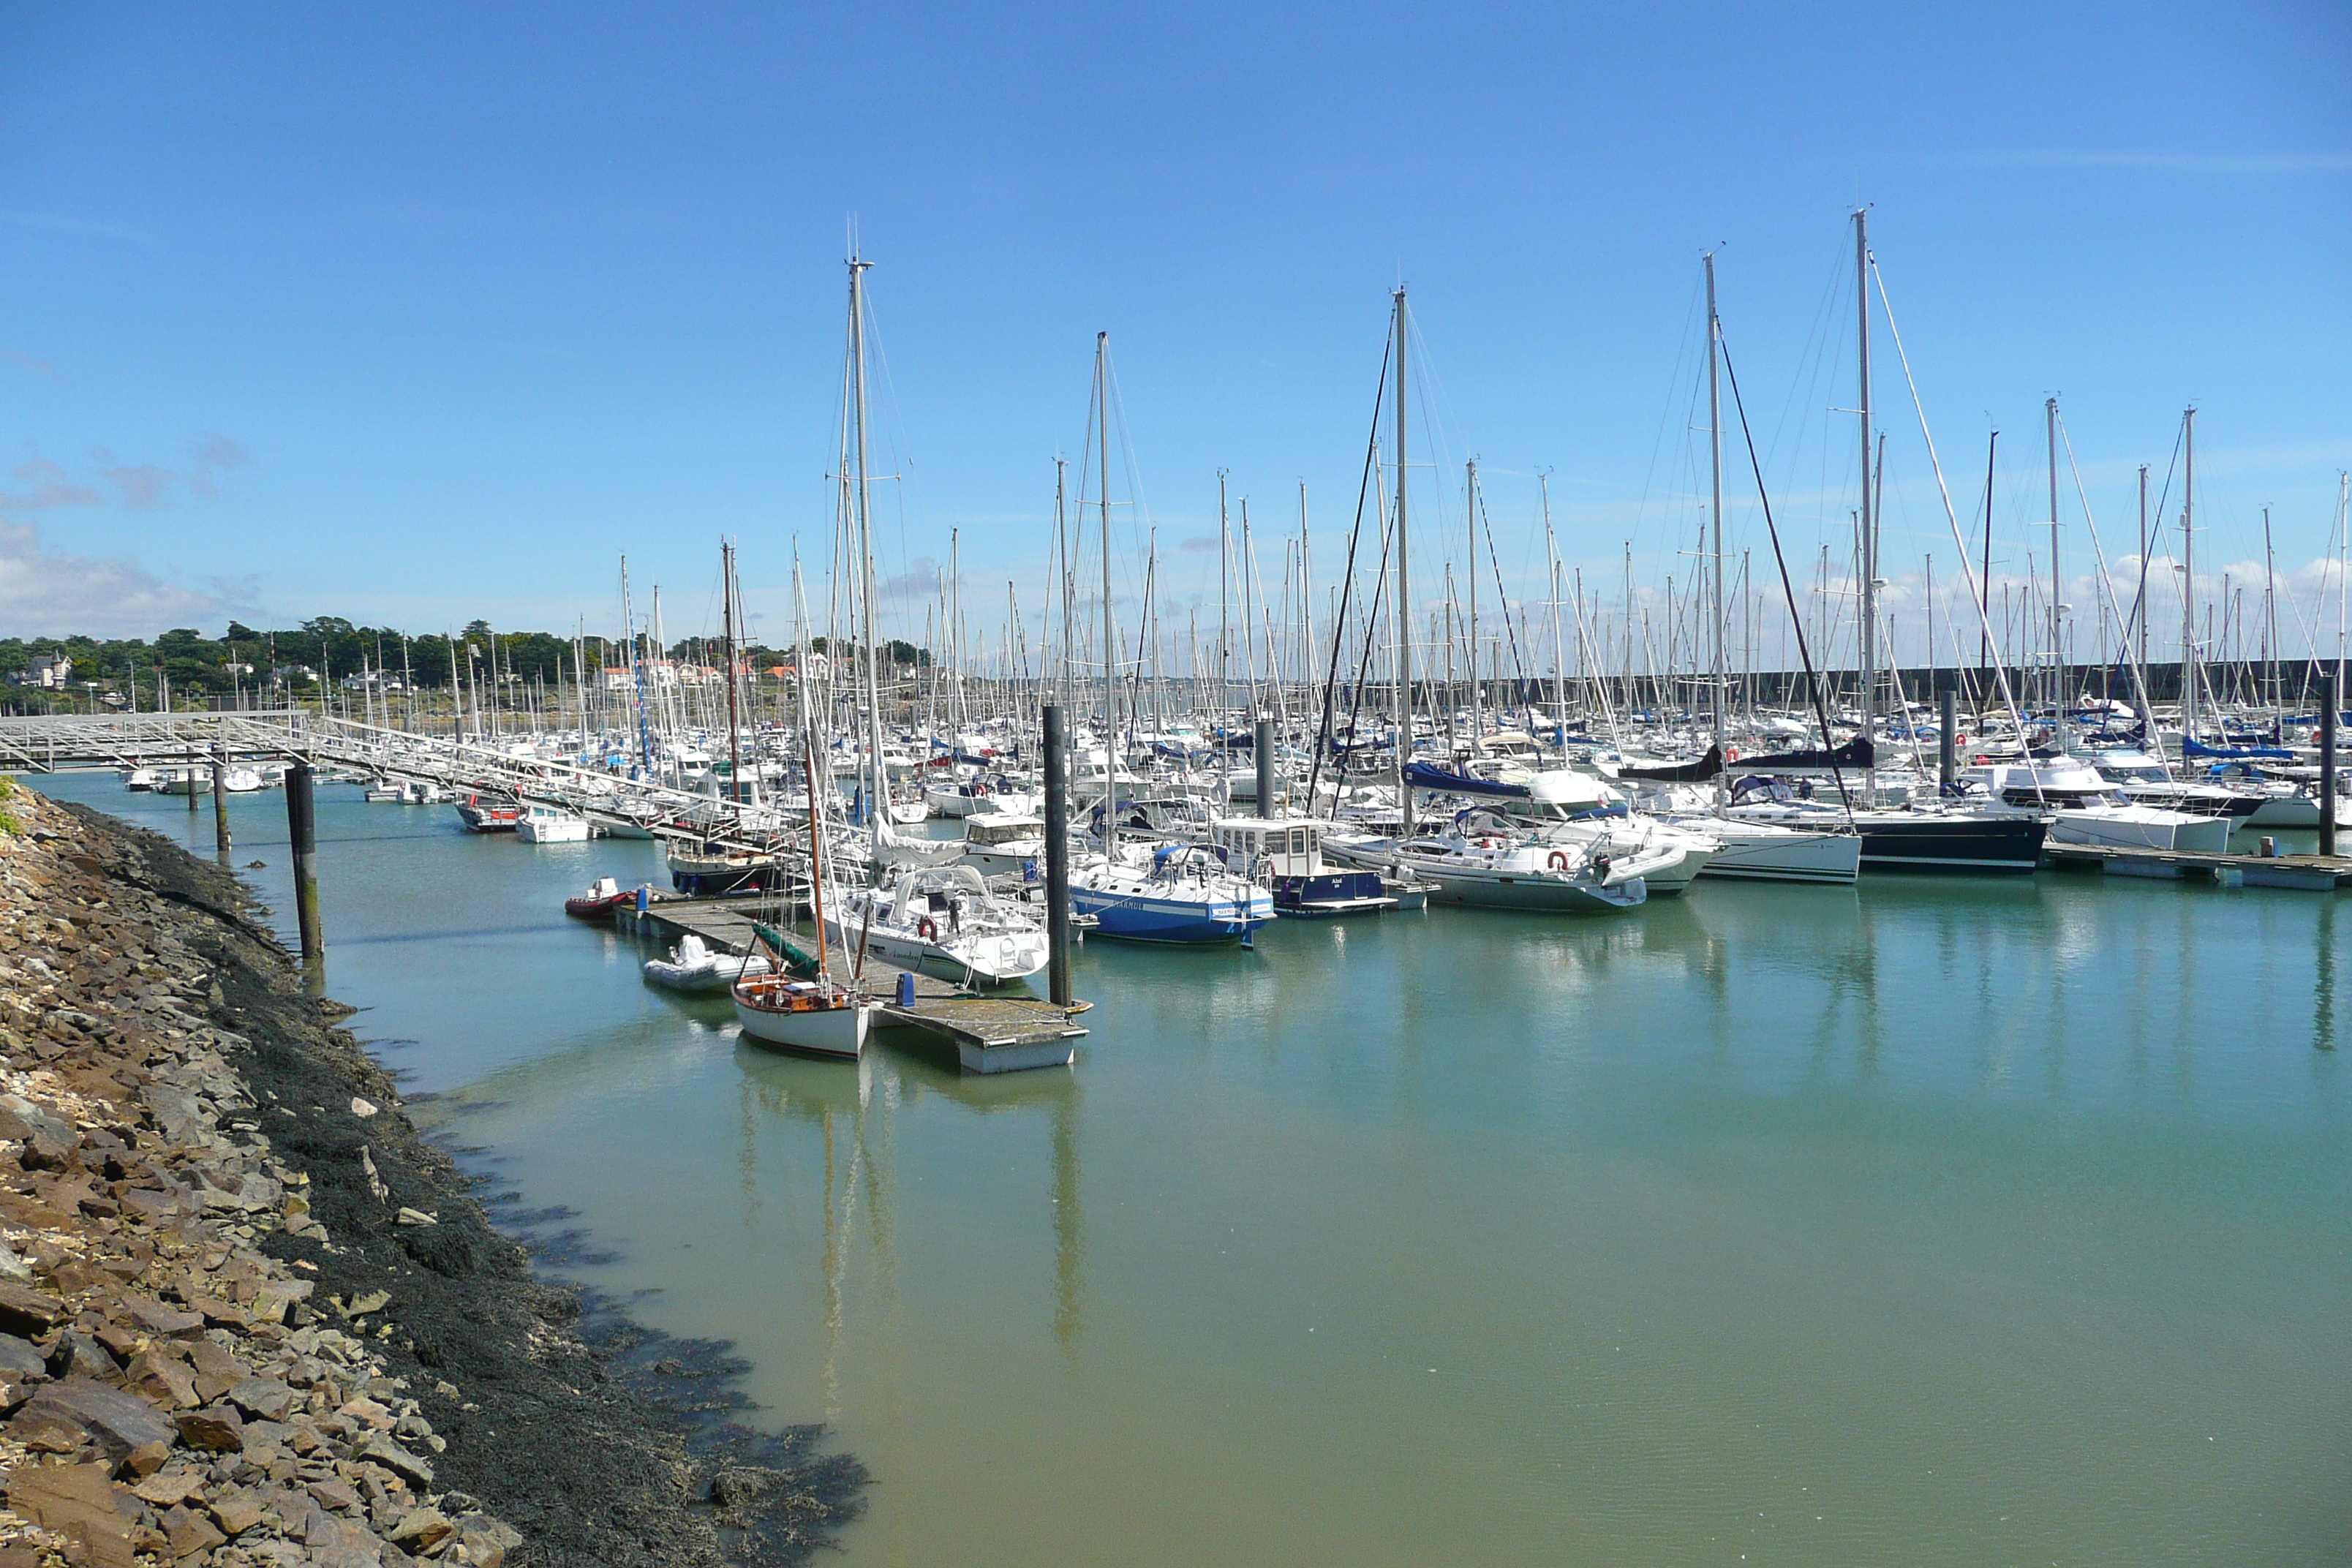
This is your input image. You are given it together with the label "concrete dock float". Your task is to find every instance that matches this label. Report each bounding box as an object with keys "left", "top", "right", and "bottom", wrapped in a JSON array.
[
  {"left": 616, "top": 895, "right": 1090, "bottom": 1073},
  {"left": 2043, "top": 845, "right": 2352, "bottom": 890}
]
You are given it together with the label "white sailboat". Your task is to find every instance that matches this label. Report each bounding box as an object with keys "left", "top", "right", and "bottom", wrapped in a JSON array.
[{"left": 832, "top": 864, "right": 1049, "bottom": 985}]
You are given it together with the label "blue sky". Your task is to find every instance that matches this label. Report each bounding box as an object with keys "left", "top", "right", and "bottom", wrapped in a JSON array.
[{"left": 1, "top": 2, "right": 2346, "bottom": 671}]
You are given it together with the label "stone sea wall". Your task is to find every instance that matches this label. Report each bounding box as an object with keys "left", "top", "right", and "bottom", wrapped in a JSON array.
[{"left": 0, "top": 782, "right": 861, "bottom": 1567}]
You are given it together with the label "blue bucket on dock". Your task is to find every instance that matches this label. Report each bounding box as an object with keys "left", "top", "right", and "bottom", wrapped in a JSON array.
[{"left": 896, "top": 970, "right": 916, "bottom": 1008}]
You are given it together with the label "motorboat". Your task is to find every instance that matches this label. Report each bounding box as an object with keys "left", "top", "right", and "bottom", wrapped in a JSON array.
[
  {"left": 830, "top": 863, "right": 1049, "bottom": 984},
  {"left": 517, "top": 804, "right": 593, "bottom": 843},
  {"left": 455, "top": 794, "right": 524, "bottom": 832},
  {"left": 958, "top": 812, "right": 1047, "bottom": 878},
  {"left": 1207, "top": 817, "right": 1397, "bottom": 916},
  {"left": 1958, "top": 761, "right": 2232, "bottom": 853},
  {"left": 563, "top": 876, "right": 636, "bottom": 921},
  {"left": 644, "top": 932, "right": 774, "bottom": 994},
  {"left": 1624, "top": 781, "right": 1863, "bottom": 884},
  {"left": 1482, "top": 772, "right": 1716, "bottom": 894}
]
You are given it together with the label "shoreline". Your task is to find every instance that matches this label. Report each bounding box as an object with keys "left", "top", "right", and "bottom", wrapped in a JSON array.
[{"left": 0, "top": 783, "right": 863, "bottom": 1567}]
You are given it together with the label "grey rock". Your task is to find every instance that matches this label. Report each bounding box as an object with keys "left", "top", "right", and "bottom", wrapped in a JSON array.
[{"left": 12, "top": 1376, "right": 180, "bottom": 1460}]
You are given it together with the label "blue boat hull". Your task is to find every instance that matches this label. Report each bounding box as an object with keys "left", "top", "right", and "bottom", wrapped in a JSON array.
[{"left": 1068, "top": 887, "right": 1267, "bottom": 944}]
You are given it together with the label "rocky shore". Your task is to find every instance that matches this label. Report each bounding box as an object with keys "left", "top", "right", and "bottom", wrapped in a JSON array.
[{"left": 0, "top": 780, "right": 863, "bottom": 1567}]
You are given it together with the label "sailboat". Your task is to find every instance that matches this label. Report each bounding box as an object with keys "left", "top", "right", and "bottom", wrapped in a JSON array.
[
  {"left": 1061, "top": 331, "right": 1273, "bottom": 943},
  {"left": 832, "top": 863, "right": 1050, "bottom": 984},
  {"left": 733, "top": 254, "right": 895, "bottom": 1060}
]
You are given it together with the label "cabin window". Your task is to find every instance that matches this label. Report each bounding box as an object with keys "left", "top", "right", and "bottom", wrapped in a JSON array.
[{"left": 1290, "top": 829, "right": 1307, "bottom": 854}]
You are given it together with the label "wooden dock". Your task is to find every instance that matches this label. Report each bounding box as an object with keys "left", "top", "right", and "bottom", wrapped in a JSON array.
[
  {"left": 2043, "top": 845, "right": 2352, "bottom": 890},
  {"left": 615, "top": 896, "right": 1089, "bottom": 1074}
]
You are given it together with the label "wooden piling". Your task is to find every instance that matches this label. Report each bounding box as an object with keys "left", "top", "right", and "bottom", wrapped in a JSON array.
[
  {"left": 285, "top": 761, "right": 324, "bottom": 960},
  {"left": 211, "top": 749, "right": 232, "bottom": 856},
  {"left": 1043, "top": 704, "right": 1072, "bottom": 1007}
]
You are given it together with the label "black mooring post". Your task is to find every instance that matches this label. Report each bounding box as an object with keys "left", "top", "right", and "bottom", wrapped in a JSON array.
[
  {"left": 286, "top": 761, "right": 324, "bottom": 960},
  {"left": 211, "top": 747, "right": 232, "bottom": 856},
  {"left": 1938, "top": 683, "right": 1958, "bottom": 793},
  {"left": 2321, "top": 672, "right": 2338, "bottom": 859},
  {"left": 1255, "top": 716, "right": 1275, "bottom": 818},
  {"left": 186, "top": 748, "right": 199, "bottom": 814},
  {"left": 1042, "top": 705, "right": 1072, "bottom": 1007}
]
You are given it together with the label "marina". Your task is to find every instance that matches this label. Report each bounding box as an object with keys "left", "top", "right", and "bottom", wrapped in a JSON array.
[{"left": 18, "top": 766, "right": 2348, "bottom": 1567}]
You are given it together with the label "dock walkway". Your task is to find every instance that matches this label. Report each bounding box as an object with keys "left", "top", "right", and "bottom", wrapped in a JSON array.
[
  {"left": 2043, "top": 844, "right": 2352, "bottom": 890},
  {"left": 616, "top": 895, "right": 1088, "bottom": 1074}
]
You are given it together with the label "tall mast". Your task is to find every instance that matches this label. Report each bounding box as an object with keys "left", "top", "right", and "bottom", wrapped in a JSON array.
[
  {"left": 722, "top": 538, "right": 743, "bottom": 804},
  {"left": 2181, "top": 407, "right": 2196, "bottom": 742},
  {"left": 1392, "top": 287, "right": 1412, "bottom": 838},
  {"left": 1854, "top": 208, "right": 1877, "bottom": 757},
  {"left": 1096, "top": 332, "right": 1117, "bottom": 862},
  {"left": 848, "top": 252, "right": 887, "bottom": 834},
  {"left": 2047, "top": 396, "right": 2065, "bottom": 753},
  {"left": 1705, "top": 251, "right": 1726, "bottom": 797},
  {"left": 1465, "top": 459, "right": 1479, "bottom": 745},
  {"left": 1542, "top": 474, "right": 1564, "bottom": 739}
]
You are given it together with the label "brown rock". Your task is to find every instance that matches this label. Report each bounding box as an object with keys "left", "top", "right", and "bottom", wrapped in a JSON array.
[
  {"left": 227, "top": 1373, "right": 297, "bottom": 1420},
  {"left": 306, "top": 1477, "right": 361, "bottom": 1512},
  {"left": 185, "top": 1340, "right": 244, "bottom": 1379},
  {"left": 121, "top": 1438, "right": 170, "bottom": 1477},
  {"left": 4, "top": 1460, "right": 140, "bottom": 1568},
  {"left": 0, "top": 1279, "right": 65, "bottom": 1338},
  {"left": 389, "top": 1505, "right": 454, "bottom": 1550},
  {"left": 124, "top": 1297, "right": 204, "bottom": 1337},
  {"left": 175, "top": 1402, "right": 244, "bottom": 1450},
  {"left": 209, "top": 1489, "right": 265, "bottom": 1536},
  {"left": 129, "top": 1465, "right": 209, "bottom": 1506},
  {"left": 124, "top": 1349, "right": 199, "bottom": 1409},
  {"left": 10, "top": 1377, "right": 178, "bottom": 1460},
  {"left": 355, "top": 1433, "right": 433, "bottom": 1486},
  {"left": 160, "top": 1500, "right": 227, "bottom": 1556}
]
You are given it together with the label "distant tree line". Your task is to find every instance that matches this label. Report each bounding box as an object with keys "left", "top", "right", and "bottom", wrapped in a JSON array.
[{"left": 0, "top": 618, "right": 931, "bottom": 713}]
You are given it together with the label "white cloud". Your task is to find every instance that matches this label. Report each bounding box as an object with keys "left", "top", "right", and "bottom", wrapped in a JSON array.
[{"left": 0, "top": 523, "right": 235, "bottom": 637}]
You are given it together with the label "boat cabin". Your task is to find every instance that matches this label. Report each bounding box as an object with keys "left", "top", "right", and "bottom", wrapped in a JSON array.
[{"left": 1210, "top": 817, "right": 1324, "bottom": 878}]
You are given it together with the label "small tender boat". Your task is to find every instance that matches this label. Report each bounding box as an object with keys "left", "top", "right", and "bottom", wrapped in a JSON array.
[
  {"left": 455, "top": 794, "right": 523, "bottom": 833},
  {"left": 563, "top": 877, "right": 636, "bottom": 921},
  {"left": 644, "top": 933, "right": 774, "bottom": 994}
]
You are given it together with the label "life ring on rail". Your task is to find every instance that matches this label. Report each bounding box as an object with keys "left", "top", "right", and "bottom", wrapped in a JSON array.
[
  {"left": 916, "top": 916, "right": 938, "bottom": 943},
  {"left": 1547, "top": 850, "right": 1571, "bottom": 871},
  {"left": 1726, "top": 747, "right": 1738, "bottom": 763}
]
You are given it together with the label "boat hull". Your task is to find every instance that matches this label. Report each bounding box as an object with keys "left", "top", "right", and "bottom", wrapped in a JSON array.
[
  {"left": 1855, "top": 815, "right": 2046, "bottom": 872},
  {"left": 1067, "top": 886, "right": 1270, "bottom": 943},
  {"left": 1691, "top": 829, "right": 1862, "bottom": 884},
  {"left": 732, "top": 992, "right": 872, "bottom": 1059}
]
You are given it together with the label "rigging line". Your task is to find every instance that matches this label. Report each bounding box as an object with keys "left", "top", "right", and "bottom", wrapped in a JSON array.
[
  {"left": 1306, "top": 340, "right": 1392, "bottom": 809},
  {"left": 1866, "top": 255, "right": 2027, "bottom": 743},
  {"left": 1718, "top": 333, "right": 1854, "bottom": 819},
  {"left": 1474, "top": 478, "right": 1533, "bottom": 693},
  {"left": 2054, "top": 410, "right": 2169, "bottom": 776}
]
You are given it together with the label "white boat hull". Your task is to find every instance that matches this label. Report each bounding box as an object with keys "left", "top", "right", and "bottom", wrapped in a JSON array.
[
  {"left": 1686, "top": 825, "right": 1862, "bottom": 884},
  {"left": 733, "top": 994, "right": 873, "bottom": 1058}
]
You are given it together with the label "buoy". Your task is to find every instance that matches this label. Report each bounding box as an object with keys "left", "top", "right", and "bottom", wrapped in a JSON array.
[
  {"left": 1547, "top": 849, "right": 1571, "bottom": 871},
  {"left": 916, "top": 916, "right": 938, "bottom": 943}
]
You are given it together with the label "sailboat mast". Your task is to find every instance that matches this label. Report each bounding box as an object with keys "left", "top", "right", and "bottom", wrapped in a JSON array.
[
  {"left": 849, "top": 254, "right": 887, "bottom": 829},
  {"left": 2182, "top": 407, "right": 2196, "bottom": 742},
  {"left": 722, "top": 539, "right": 743, "bottom": 804},
  {"left": 1097, "top": 332, "right": 1117, "bottom": 862},
  {"left": 1853, "top": 208, "right": 1877, "bottom": 758},
  {"left": 1705, "top": 251, "right": 1727, "bottom": 797},
  {"left": 1393, "top": 288, "right": 1412, "bottom": 838},
  {"left": 2048, "top": 396, "right": 2065, "bottom": 753}
]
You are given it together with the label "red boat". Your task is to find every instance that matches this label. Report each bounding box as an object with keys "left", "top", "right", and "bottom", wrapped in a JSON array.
[{"left": 564, "top": 877, "right": 638, "bottom": 922}]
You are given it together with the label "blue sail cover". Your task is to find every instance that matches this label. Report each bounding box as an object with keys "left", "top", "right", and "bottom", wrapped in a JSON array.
[
  {"left": 1403, "top": 760, "right": 1531, "bottom": 798},
  {"left": 2182, "top": 736, "right": 2295, "bottom": 761},
  {"left": 1736, "top": 735, "right": 1875, "bottom": 772}
]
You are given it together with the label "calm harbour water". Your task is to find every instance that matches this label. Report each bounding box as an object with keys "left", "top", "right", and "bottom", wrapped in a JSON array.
[{"left": 29, "top": 773, "right": 2351, "bottom": 1566}]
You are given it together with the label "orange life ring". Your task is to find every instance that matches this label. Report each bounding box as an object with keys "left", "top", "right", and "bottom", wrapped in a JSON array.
[
  {"left": 916, "top": 916, "right": 938, "bottom": 943},
  {"left": 1725, "top": 747, "right": 1738, "bottom": 763},
  {"left": 1547, "top": 850, "right": 1571, "bottom": 871}
]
